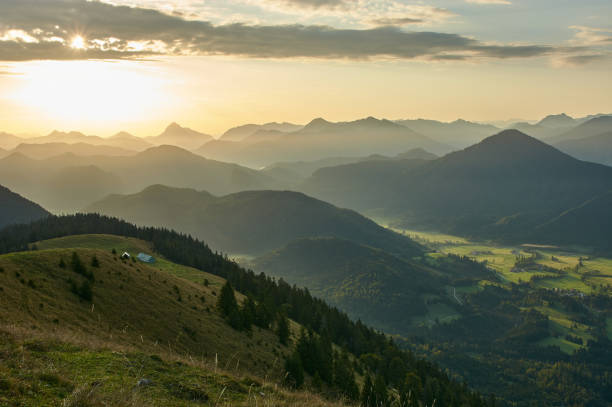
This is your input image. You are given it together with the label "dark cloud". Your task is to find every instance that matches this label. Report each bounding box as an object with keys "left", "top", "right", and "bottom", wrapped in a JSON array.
[
  {"left": 562, "top": 54, "right": 607, "bottom": 66},
  {"left": 0, "top": 0, "right": 569, "bottom": 62},
  {"left": 369, "top": 17, "right": 423, "bottom": 26},
  {"left": 275, "top": 0, "right": 352, "bottom": 9},
  {"left": 430, "top": 54, "right": 469, "bottom": 61}
]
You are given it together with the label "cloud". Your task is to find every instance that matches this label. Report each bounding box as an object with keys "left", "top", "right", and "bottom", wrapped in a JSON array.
[
  {"left": 369, "top": 17, "right": 423, "bottom": 26},
  {"left": 569, "top": 26, "right": 612, "bottom": 46},
  {"left": 465, "top": 0, "right": 511, "bottom": 4},
  {"left": 273, "top": 0, "right": 352, "bottom": 9},
  {"left": 561, "top": 54, "right": 607, "bottom": 66},
  {"left": 0, "top": 0, "right": 569, "bottom": 62}
]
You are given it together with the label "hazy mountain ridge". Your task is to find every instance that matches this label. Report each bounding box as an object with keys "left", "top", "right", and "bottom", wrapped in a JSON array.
[
  {"left": 0, "top": 145, "right": 278, "bottom": 213},
  {"left": 221, "top": 122, "right": 303, "bottom": 141},
  {"left": 0, "top": 184, "right": 50, "bottom": 228},
  {"left": 197, "top": 116, "right": 449, "bottom": 167},
  {"left": 394, "top": 118, "right": 499, "bottom": 149},
  {"left": 262, "top": 148, "right": 437, "bottom": 184},
  {"left": 0, "top": 132, "right": 24, "bottom": 150},
  {"left": 145, "top": 122, "right": 214, "bottom": 150},
  {"left": 555, "top": 131, "right": 612, "bottom": 166},
  {"left": 86, "top": 185, "right": 423, "bottom": 257},
  {"left": 549, "top": 115, "right": 612, "bottom": 143},
  {"left": 301, "top": 129, "right": 612, "bottom": 250},
  {"left": 12, "top": 142, "right": 136, "bottom": 159}
]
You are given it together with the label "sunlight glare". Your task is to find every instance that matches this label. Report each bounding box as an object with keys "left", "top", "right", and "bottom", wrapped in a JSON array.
[
  {"left": 70, "top": 36, "right": 86, "bottom": 50},
  {"left": 9, "top": 61, "right": 175, "bottom": 125}
]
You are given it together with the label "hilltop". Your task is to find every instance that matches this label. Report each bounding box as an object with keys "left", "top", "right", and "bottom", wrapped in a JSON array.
[
  {"left": 146, "top": 123, "right": 213, "bottom": 150},
  {"left": 86, "top": 186, "right": 423, "bottom": 257}
]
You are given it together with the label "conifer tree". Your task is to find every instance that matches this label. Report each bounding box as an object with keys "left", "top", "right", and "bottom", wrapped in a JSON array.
[
  {"left": 277, "top": 313, "right": 290, "bottom": 345},
  {"left": 217, "top": 281, "right": 238, "bottom": 317}
]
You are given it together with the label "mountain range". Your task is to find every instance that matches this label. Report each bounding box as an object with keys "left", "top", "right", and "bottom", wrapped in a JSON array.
[
  {"left": 262, "top": 148, "right": 438, "bottom": 185},
  {"left": 555, "top": 131, "right": 612, "bottom": 166},
  {"left": 197, "top": 117, "right": 449, "bottom": 167},
  {"left": 86, "top": 185, "right": 423, "bottom": 257},
  {"left": 0, "top": 145, "right": 277, "bottom": 213},
  {"left": 145, "top": 122, "right": 213, "bottom": 150},
  {"left": 220, "top": 122, "right": 303, "bottom": 141},
  {"left": 301, "top": 129, "right": 612, "bottom": 251},
  {"left": 394, "top": 118, "right": 499, "bottom": 149}
]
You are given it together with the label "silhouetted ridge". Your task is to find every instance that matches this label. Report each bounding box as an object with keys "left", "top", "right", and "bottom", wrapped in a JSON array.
[
  {"left": 303, "top": 117, "right": 332, "bottom": 130},
  {"left": 451, "top": 129, "right": 572, "bottom": 162},
  {"left": 0, "top": 184, "right": 49, "bottom": 228}
]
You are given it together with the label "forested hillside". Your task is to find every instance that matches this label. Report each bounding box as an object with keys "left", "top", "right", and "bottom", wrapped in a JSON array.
[{"left": 0, "top": 214, "right": 492, "bottom": 407}]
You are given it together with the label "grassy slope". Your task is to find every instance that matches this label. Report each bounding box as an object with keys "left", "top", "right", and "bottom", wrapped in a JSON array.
[{"left": 0, "top": 235, "right": 342, "bottom": 406}]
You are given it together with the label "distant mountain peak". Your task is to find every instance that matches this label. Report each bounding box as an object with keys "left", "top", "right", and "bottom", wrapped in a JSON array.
[
  {"left": 481, "top": 129, "right": 545, "bottom": 146},
  {"left": 461, "top": 129, "right": 572, "bottom": 161},
  {"left": 165, "top": 122, "right": 183, "bottom": 131},
  {"left": 306, "top": 117, "right": 331, "bottom": 126},
  {"left": 537, "top": 113, "right": 575, "bottom": 128},
  {"left": 139, "top": 144, "right": 197, "bottom": 159},
  {"left": 111, "top": 131, "right": 136, "bottom": 139},
  {"left": 47, "top": 130, "right": 85, "bottom": 137}
]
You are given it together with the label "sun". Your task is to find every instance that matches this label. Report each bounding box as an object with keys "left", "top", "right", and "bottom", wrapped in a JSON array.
[{"left": 70, "top": 36, "right": 86, "bottom": 50}]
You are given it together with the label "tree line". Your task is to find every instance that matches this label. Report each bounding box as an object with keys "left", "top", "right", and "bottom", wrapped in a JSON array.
[{"left": 0, "top": 214, "right": 494, "bottom": 406}]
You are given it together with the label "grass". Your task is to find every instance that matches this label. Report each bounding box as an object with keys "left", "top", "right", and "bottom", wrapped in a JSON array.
[
  {"left": 394, "top": 227, "right": 612, "bottom": 295},
  {"left": 386, "top": 226, "right": 612, "bottom": 355},
  {"left": 0, "top": 326, "right": 345, "bottom": 407},
  {"left": 410, "top": 302, "right": 461, "bottom": 328},
  {"left": 530, "top": 304, "right": 594, "bottom": 354},
  {"left": 531, "top": 272, "right": 593, "bottom": 293},
  {"left": 537, "top": 337, "right": 581, "bottom": 355},
  {"left": 0, "top": 234, "right": 350, "bottom": 406},
  {"left": 37, "top": 234, "right": 228, "bottom": 289},
  {"left": 0, "top": 243, "right": 290, "bottom": 381}
]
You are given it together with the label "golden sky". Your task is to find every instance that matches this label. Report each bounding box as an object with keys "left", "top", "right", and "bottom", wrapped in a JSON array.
[{"left": 0, "top": 0, "right": 611, "bottom": 137}]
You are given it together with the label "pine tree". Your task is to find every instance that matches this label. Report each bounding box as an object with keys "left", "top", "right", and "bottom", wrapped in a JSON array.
[
  {"left": 217, "top": 281, "right": 238, "bottom": 317},
  {"left": 361, "top": 374, "right": 374, "bottom": 407},
  {"left": 276, "top": 313, "right": 290, "bottom": 345},
  {"left": 401, "top": 372, "right": 422, "bottom": 407},
  {"left": 71, "top": 252, "right": 86, "bottom": 275},
  {"left": 240, "top": 296, "right": 256, "bottom": 331},
  {"left": 284, "top": 351, "right": 304, "bottom": 389},
  {"left": 79, "top": 280, "right": 93, "bottom": 301},
  {"left": 372, "top": 374, "right": 388, "bottom": 407}
]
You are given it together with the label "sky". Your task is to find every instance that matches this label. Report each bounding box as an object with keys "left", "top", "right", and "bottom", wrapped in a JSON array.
[{"left": 0, "top": 0, "right": 611, "bottom": 137}]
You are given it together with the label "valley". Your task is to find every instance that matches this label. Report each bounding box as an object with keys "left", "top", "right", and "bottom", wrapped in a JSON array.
[{"left": 1, "top": 113, "right": 612, "bottom": 406}]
